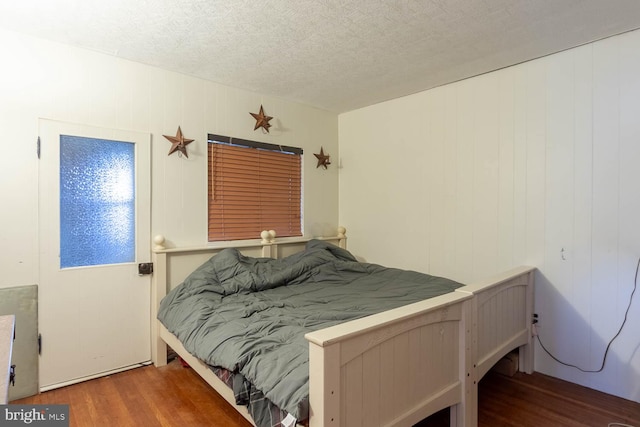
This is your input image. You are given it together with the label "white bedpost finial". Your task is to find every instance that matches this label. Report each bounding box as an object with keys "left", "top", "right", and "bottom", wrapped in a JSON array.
[
  {"left": 153, "top": 235, "right": 166, "bottom": 251},
  {"left": 268, "top": 230, "right": 276, "bottom": 243},
  {"left": 261, "top": 230, "right": 271, "bottom": 244},
  {"left": 337, "top": 226, "right": 346, "bottom": 238}
]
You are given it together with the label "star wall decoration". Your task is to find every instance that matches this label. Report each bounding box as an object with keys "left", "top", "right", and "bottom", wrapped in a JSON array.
[
  {"left": 314, "top": 147, "right": 331, "bottom": 169},
  {"left": 250, "top": 105, "right": 273, "bottom": 133},
  {"left": 163, "top": 126, "right": 194, "bottom": 158}
]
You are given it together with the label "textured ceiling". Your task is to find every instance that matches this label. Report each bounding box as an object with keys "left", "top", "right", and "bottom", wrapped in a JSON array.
[{"left": 1, "top": 0, "right": 640, "bottom": 113}]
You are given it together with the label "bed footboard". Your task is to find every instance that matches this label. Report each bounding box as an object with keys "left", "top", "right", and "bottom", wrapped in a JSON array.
[
  {"left": 456, "top": 266, "right": 535, "bottom": 381},
  {"left": 304, "top": 266, "right": 535, "bottom": 427},
  {"left": 305, "top": 292, "right": 474, "bottom": 427}
]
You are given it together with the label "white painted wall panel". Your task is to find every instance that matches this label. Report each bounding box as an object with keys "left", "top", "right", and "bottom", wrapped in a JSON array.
[
  {"left": 441, "top": 88, "right": 459, "bottom": 279},
  {"left": 339, "top": 29, "right": 640, "bottom": 402},
  {"left": 425, "top": 87, "right": 445, "bottom": 276},
  {"left": 453, "top": 81, "right": 475, "bottom": 284},
  {"left": 589, "top": 36, "right": 622, "bottom": 395},
  {"left": 512, "top": 65, "right": 528, "bottom": 267},
  {"left": 472, "top": 73, "right": 500, "bottom": 281},
  {"left": 614, "top": 31, "right": 640, "bottom": 399},
  {"left": 523, "top": 58, "right": 547, "bottom": 272},
  {"left": 571, "top": 44, "right": 595, "bottom": 380},
  {"left": 541, "top": 49, "right": 584, "bottom": 385},
  {"left": 496, "top": 68, "right": 515, "bottom": 273}
]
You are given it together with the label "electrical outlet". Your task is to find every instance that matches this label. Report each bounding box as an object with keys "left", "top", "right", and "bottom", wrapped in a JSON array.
[{"left": 533, "top": 313, "right": 539, "bottom": 324}]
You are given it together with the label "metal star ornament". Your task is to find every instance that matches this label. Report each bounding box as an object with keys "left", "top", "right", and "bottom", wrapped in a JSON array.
[
  {"left": 250, "top": 105, "right": 273, "bottom": 133},
  {"left": 163, "top": 126, "right": 194, "bottom": 158},
  {"left": 314, "top": 147, "right": 331, "bottom": 169}
]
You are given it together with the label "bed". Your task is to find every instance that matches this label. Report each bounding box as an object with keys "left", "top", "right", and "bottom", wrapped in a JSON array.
[{"left": 151, "top": 229, "right": 535, "bottom": 427}]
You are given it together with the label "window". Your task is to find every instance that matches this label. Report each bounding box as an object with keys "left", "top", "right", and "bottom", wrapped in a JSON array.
[
  {"left": 208, "top": 134, "right": 302, "bottom": 241},
  {"left": 59, "top": 135, "right": 136, "bottom": 267}
]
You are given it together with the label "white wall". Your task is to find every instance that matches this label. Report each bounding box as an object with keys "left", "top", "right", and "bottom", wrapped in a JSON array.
[
  {"left": 0, "top": 27, "right": 339, "bottom": 289},
  {"left": 339, "top": 30, "right": 640, "bottom": 402}
]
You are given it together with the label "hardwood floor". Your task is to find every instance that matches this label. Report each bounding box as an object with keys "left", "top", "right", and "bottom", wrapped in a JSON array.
[
  {"left": 13, "top": 360, "right": 640, "bottom": 427},
  {"left": 13, "top": 360, "right": 252, "bottom": 427},
  {"left": 475, "top": 371, "right": 640, "bottom": 427}
]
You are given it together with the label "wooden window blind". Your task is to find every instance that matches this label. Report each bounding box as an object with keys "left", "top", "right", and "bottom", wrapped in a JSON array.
[{"left": 208, "top": 134, "right": 303, "bottom": 241}]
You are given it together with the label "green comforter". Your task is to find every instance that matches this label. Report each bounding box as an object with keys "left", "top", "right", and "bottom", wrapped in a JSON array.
[{"left": 158, "top": 240, "right": 462, "bottom": 421}]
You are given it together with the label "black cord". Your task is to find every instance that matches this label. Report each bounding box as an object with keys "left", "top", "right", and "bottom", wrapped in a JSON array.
[{"left": 536, "top": 256, "right": 639, "bottom": 373}]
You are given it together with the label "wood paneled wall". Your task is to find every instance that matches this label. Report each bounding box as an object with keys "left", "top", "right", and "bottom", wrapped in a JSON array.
[
  {"left": 0, "top": 27, "right": 339, "bottom": 289},
  {"left": 339, "top": 29, "right": 640, "bottom": 402}
]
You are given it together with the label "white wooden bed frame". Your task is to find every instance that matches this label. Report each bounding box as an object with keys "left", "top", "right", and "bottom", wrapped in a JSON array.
[{"left": 151, "top": 229, "right": 534, "bottom": 427}]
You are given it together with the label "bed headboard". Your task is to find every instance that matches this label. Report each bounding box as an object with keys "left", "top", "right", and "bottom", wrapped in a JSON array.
[{"left": 150, "top": 227, "right": 347, "bottom": 365}]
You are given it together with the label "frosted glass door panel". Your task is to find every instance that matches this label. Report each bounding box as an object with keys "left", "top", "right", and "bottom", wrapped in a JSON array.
[{"left": 59, "top": 135, "right": 135, "bottom": 268}]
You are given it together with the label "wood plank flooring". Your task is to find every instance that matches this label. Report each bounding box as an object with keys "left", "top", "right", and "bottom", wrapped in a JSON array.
[
  {"left": 476, "top": 371, "right": 640, "bottom": 427},
  {"left": 13, "top": 361, "right": 251, "bottom": 427},
  {"left": 13, "top": 360, "right": 640, "bottom": 427}
]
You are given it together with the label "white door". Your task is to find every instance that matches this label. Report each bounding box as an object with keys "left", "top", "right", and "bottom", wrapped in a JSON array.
[{"left": 38, "top": 119, "right": 151, "bottom": 390}]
